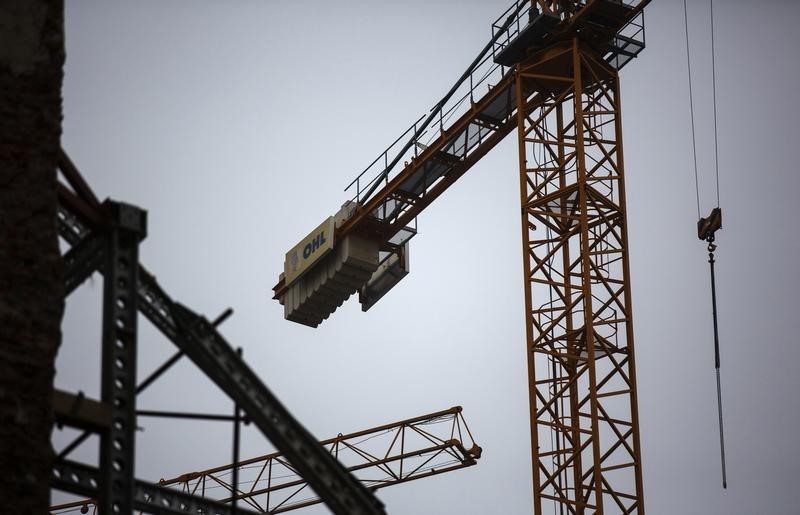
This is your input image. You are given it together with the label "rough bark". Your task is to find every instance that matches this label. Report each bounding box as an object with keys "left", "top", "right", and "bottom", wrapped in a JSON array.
[{"left": 0, "top": 0, "right": 65, "bottom": 512}]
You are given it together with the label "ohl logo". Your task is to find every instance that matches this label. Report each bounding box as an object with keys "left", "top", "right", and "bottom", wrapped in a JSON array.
[{"left": 303, "top": 231, "right": 327, "bottom": 259}]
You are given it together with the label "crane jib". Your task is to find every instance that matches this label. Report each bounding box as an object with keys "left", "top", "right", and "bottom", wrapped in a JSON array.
[{"left": 274, "top": 0, "right": 649, "bottom": 324}]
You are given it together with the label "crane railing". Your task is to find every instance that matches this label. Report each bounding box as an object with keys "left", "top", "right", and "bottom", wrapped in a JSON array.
[
  {"left": 332, "top": 0, "right": 647, "bottom": 245},
  {"left": 344, "top": 3, "right": 523, "bottom": 209},
  {"left": 492, "top": 1, "right": 646, "bottom": 68}
]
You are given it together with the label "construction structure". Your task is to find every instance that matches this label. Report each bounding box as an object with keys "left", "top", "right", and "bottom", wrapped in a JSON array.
[
  {"left": 52, "top": 1, "right": 654, "bottom": 513},
  {"left": 52, "top": 407, "right": 480, "bottom": 515},
  {"left": 274, "top": 1, "right": 650, "bottom": 512},
  {"left": 53, "top": 151, "right": 390, "bottom": 514}
]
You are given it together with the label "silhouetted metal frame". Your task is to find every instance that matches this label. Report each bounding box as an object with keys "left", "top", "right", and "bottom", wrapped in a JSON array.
[
  {"left": 54, "top": 406, "right": 482, "bottom": 515},
  {"left": 99, "top": 200, "right": 147, "bottom": 514},
  {"left": 515, "top": 39, "right": 644, "bottom": 513},
  {"left": 52, "top": 459, "right": 256, "bottom": 515},
  {"left": 55, "top": 155, "right": 386, "bottom": 515}
]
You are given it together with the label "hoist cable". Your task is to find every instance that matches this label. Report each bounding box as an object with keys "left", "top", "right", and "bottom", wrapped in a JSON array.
[
  {"left": 709, "top": 0, "right": 727, "bottom": 489},
  {"left": 687, "top": 0, "right": 728, "bottom": 490},
  {"left": 708, "top": 240, "right": 727, "bottom": 489},
  {"left": 682, "top": 0, "right": 701, "bottom": 220},
  {"left": 710, "top": 0, "right": 721, "bottom": 208}
]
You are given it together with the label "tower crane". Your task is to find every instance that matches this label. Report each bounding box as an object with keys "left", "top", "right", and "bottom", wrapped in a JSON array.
[{"left": 274, "top": 1, "right": 651, "bottom": 512}]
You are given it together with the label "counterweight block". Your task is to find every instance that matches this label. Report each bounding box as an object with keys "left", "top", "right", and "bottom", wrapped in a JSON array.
[{"left": 281, "top": 232, "right": 380, "bottom": 328}]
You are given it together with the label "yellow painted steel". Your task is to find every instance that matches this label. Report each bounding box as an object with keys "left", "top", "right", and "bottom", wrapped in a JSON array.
[{"left": 284, "top": 217, "right": 334, "bottom": 286}]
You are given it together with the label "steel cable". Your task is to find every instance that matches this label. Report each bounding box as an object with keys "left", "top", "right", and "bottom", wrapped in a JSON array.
[
  {"left": 683, "top": 0, "right": 701, "bottom": 220},
  {"left": 685, "top": 0, "right": 727, "bottom": 490},
  {"left": 711, "top": 0, "right": 721, "bottom": 208}
]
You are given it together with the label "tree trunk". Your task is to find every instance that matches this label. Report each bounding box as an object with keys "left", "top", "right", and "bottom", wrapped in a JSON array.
[{"left": 0, "top": 0, "right": 65, "bottom": 512}]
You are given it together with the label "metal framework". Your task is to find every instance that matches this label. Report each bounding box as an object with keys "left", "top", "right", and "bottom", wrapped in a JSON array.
[
  {"left": 99, "top": 200, "right": 146, "bottom": 514},
  {"left": 270, "top": 2, "right": 650, "bottom": 512},
  {"left": 515, "top": 39, "right": 643, "bottom": 513},
  {"left": 54, "top": 151, "right": 386, "bottom": 515},
  {"left": 53, "top": 407, "right": 480, "bottom": 515},
  {"left": 161, "top": 406, "right": 480, "bottom": 514},
  {"left": 54, "top": 1, "right": 653, "bottom": 514}
]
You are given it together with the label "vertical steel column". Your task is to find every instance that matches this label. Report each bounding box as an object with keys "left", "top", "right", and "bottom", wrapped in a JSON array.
[
  {"left": 99, "top": 201, "right": 147, "bottom": 514},
  {"left": 515, "top": 40, "right": 644, "bottom": 514},
  {"left": 571, "top": 39, "right": 605, "bottom": 513},
  {"left": 614, "top": 73, "right": 646, "bottom": 508},
  {"left": 515, "top": 50, "right": 542, "bottom": 515}
]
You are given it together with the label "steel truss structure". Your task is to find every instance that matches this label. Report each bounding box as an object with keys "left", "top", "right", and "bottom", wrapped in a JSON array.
[
  {"left": 515, "top": 40, "right": 644, "bottom": 513},
  {"left": 156, "top": 407, "right": 478, "bottom": 514},
  {"left": 54, "top": 151, "right": 386, "bottom": 515},
  {"left": 51, "top": 407, "right": 480, "bottom": 515}
]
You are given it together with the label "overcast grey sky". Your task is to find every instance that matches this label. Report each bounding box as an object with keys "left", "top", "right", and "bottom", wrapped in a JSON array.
[{"left": 55, "top": 1, "right": 800, "bottom": 514}]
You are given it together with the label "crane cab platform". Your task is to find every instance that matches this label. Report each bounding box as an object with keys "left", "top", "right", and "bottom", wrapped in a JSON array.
[
  {"left": 493, "top": 10, "right": 560, "bottom": 66},
  {"left": 360, "top": 239, "right": 411, "bottom": 312},
  {"left": 492, "top": 0, "right": 645, "bottom": 70}
]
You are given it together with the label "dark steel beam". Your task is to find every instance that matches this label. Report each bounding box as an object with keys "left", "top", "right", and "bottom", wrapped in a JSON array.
[
  {"left": 170, "top": 303, "right": 385, "bottom": 515},
  {"left": 52, "top": 459, "right": 260, "bottom": 515},
  {"left": 53, "top": 389, "right": 111, "bottom": 432},
  {"left": 58, "top": 148, "right": 102, "bottom": 210},
  {"left": 56, "top": 176, "right": 386, "bottom": 515},
  {"left": 57, "top": 430, "right": 92, "bottom": 461},
  {"left": 136, "top": 349, "right": 185, "bottom": 394},
  {"left": 57, "top": 183, "right": 103, "bottom": 229},
  {"left": 137, "top": 410, "right": 243, "bottom": 422},
  {"left": 62, "top": 229, "right": 104, "bottom": 296},
  {"left": 99, "top": 200, "right": 147, "bottom": 515}
]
